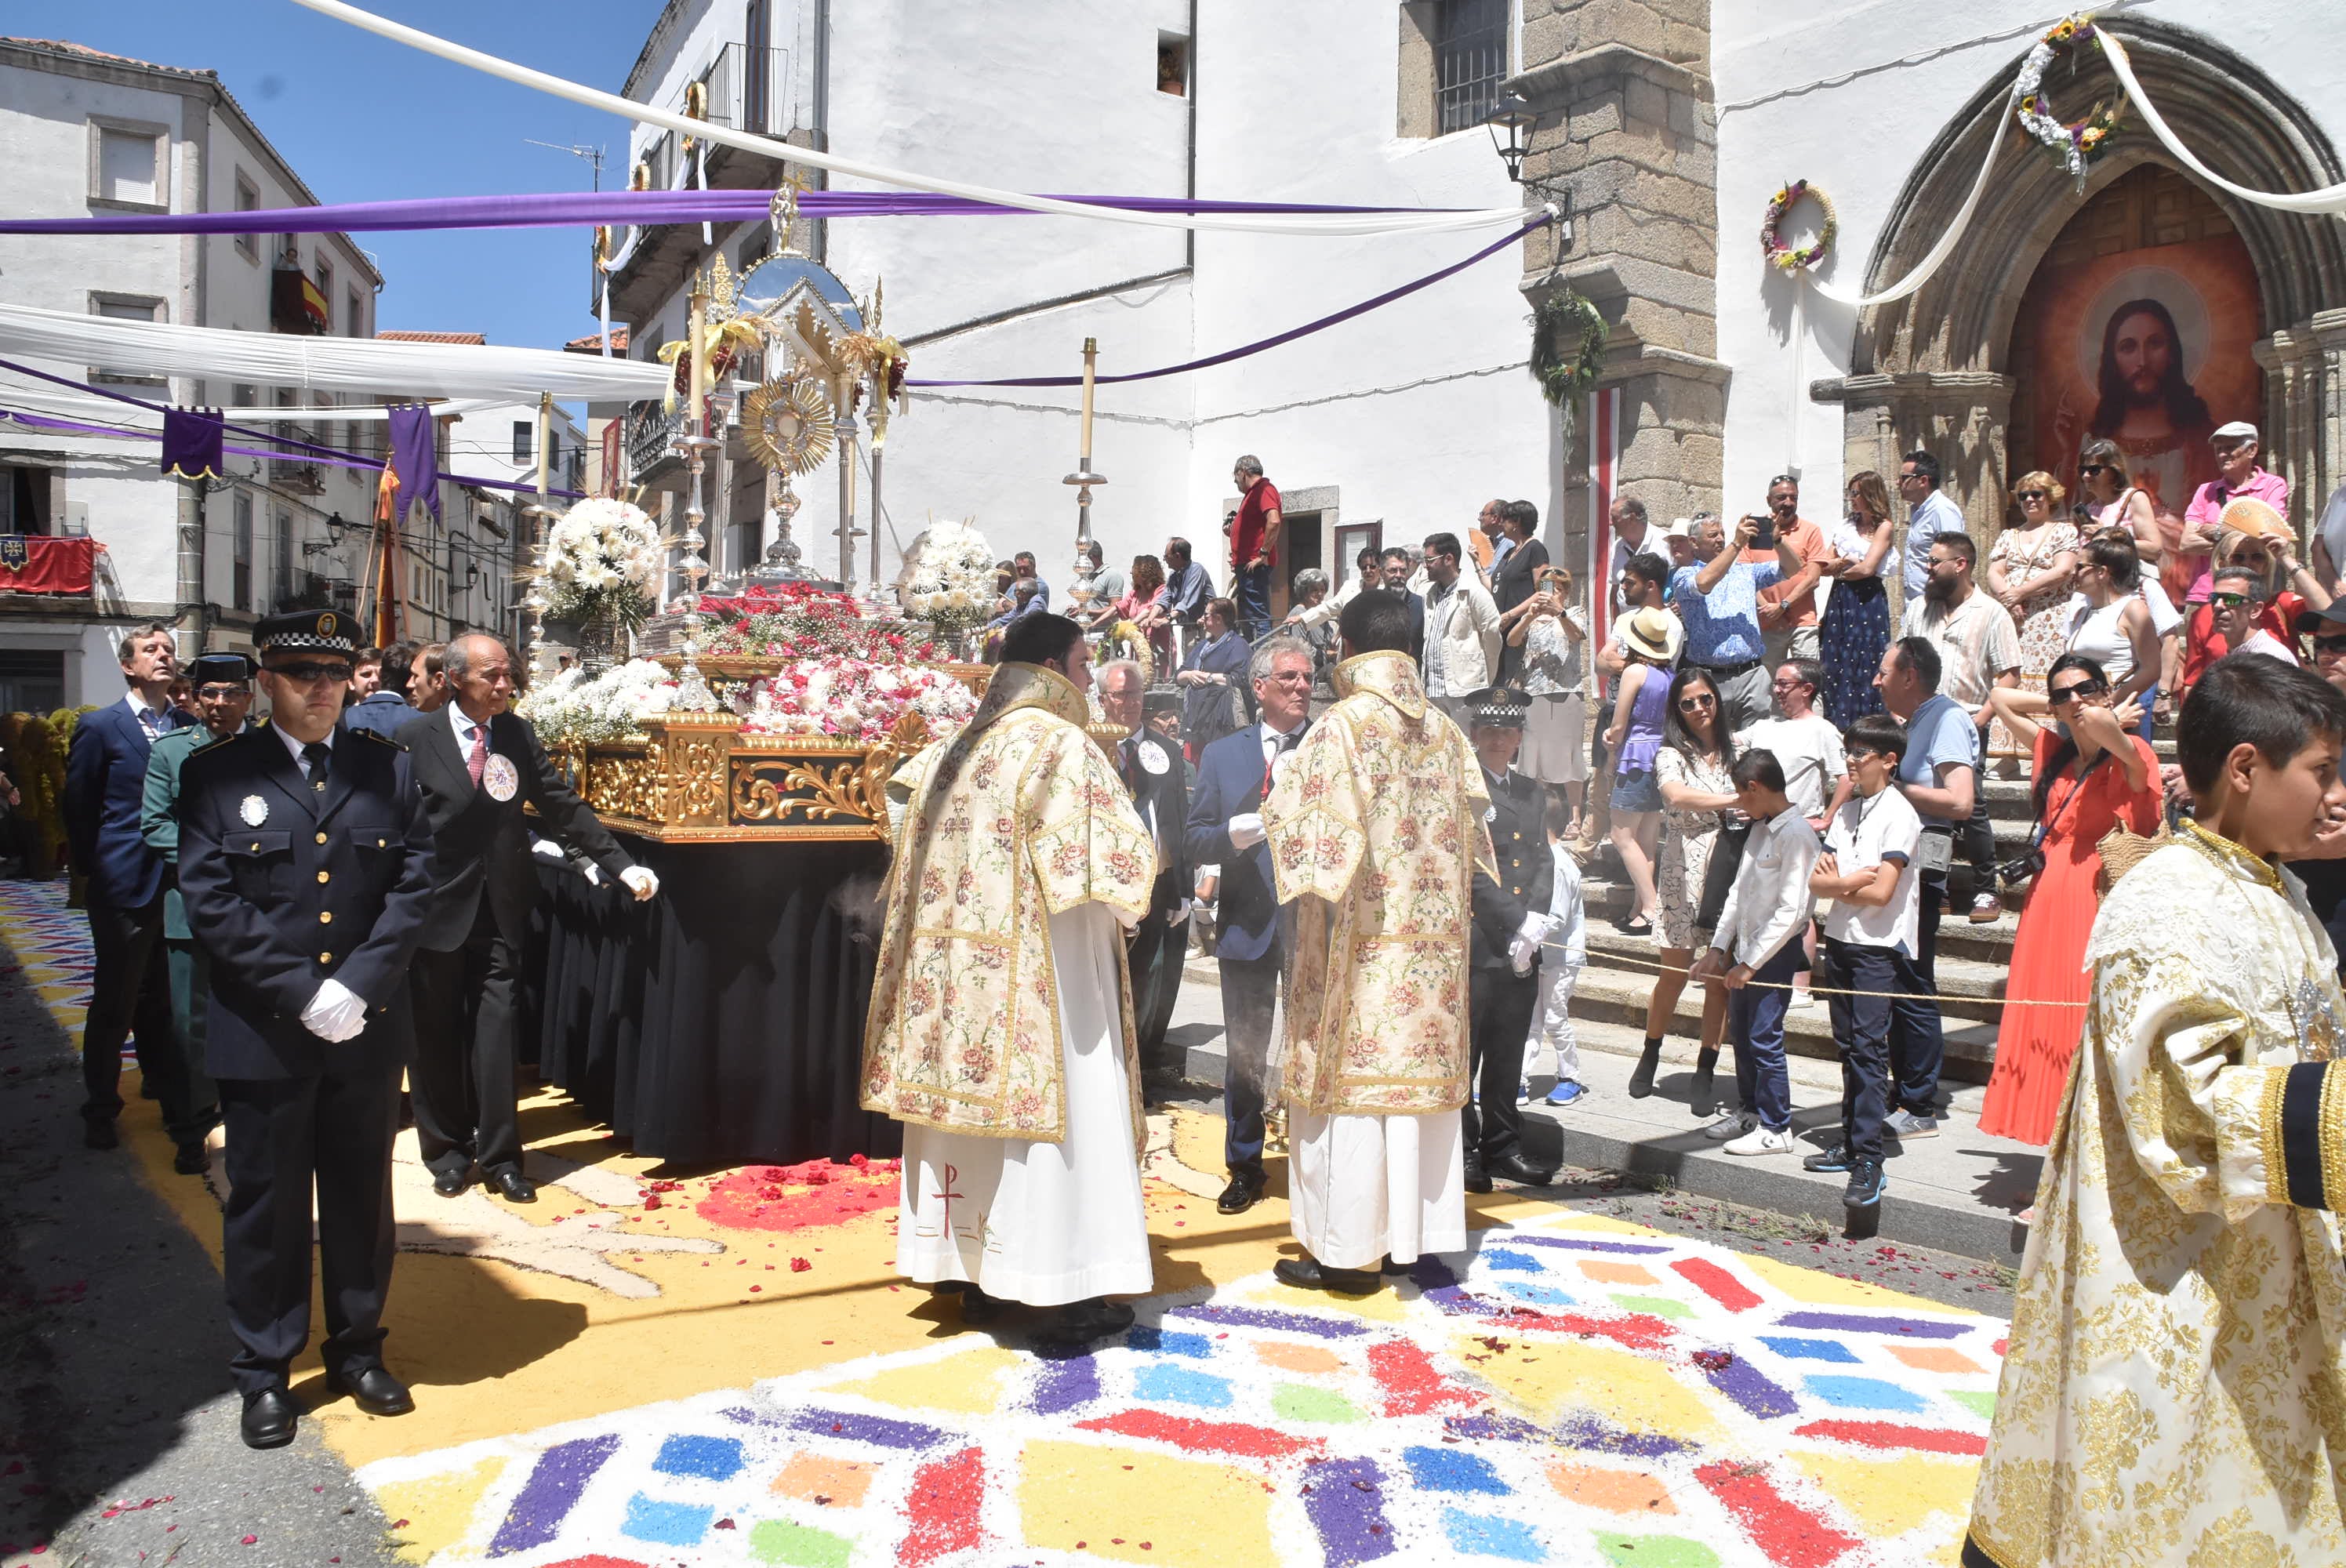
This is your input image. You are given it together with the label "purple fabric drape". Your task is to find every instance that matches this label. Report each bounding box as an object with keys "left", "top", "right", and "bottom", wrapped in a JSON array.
[
  {"left": 0, "top": 191, "right": 1466, "bottom": 238},
  {"left": 160, "top": 407, "right": 223, "bottom": 480},
  {"left": 387, "top": 404, "right": 441, "bottom": 523}
]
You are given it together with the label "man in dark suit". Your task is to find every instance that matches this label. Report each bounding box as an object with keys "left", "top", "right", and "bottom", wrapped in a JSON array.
[
  {"left": 176, "top": 609, "right": 437, "bottom": 1448},
  {"left": 396, "top": 633, "right": 656, "bottom": 1203},
  {"left": 1099, "top": 658, "right": 1188, "bottom": 1074},
  {"left": 1184, "top": 634, "right": 1314, "bottom": 1214},
  {"left": 1378, "top": 546, "right": 1425, "bottom": 663},
  {"left": 64, "top": 622, "right": 202, "bottom": 1154},
  {"left": 1462, "top": 688, "right": 1560, "bottom": 1192}
]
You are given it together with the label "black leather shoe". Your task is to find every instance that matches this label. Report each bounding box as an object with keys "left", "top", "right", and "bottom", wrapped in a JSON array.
[
  {"left": 1273, "top": 1257, "right": 1382, "bottom": 1294},
  {"left": 957, "top": 1287, "right": 1003, "bottom": 1326},
  {"left": 1216, "top": 1174, "right": 1265, "bottom": 1215},
  {"left": 325, "top": 1363, "right": 414, "bottom": 1417},
  {"left": 83, "top": 1118, "right": 118, "bottom": 1151},
  {"left": 1490, "top": 1152, "right": 1557, "bottom": 1187},
  {"left": 240, "top": 1387, "right": 299, "bottom": 1449},
  {"left": 173, "top": 1140, "right": 211, "bottom": 1175},
  {"left": 431, "top": 1167, "right": 471, "bottom": 1198},
  {"left": 1034, "top": 1297, "right": 1135, "bottom": 1345},
  {"left": 1463, "top": 1162, "right": 1494, "bottom": 1194},
  {"left": 487, "top": 1169, "right": 537, "bottom": 1203}
]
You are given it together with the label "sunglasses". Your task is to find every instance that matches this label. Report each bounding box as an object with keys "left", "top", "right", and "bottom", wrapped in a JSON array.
[
  {"left": 270, "top": 661, "right": 353, "bottom": 684},
  {"left": 1676, "top": 694, "right": 1716, "bottom": 712},
  {"left": 2017, "top": 489, "right": 2049, "bottom": 501},
  {"left": 2080, "top": 463, "right": 2110, "bottom": 477},
  {"left": 2208, "top": 592, "right": 2261, "bottom": 609},
  {"left": 2316, "top": 635, "right": 2346, "bottom": 655},
  {"left": 2049, "top": 680, "right": 2106, "bottom": 704}
]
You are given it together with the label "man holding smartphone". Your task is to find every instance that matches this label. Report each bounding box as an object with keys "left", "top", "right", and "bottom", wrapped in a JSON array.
[{"left": 1740, "top": 475, "right": 1828, "bottom": 672}]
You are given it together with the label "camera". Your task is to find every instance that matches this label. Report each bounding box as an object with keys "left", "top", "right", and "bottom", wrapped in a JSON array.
[{"left": 1745, "top": 513, "right": 1775, "bottom": 550}]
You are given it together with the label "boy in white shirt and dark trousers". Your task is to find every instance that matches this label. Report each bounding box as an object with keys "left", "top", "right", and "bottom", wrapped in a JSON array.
[
  {"left": 1803, "top": 713, "right": 1923, "bottom": 1209},
  {"left": 1523, "top": 797, "right": 1589, "bottom": 1108},
  {"left": 1699, "top": 750, "right": 1821, "bottom": 1157}
]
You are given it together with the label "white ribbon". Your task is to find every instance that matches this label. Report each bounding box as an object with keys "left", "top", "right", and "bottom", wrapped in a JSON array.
[
  {"left": 2098, "top": 31, "right": 2346, "bottom": 216},
  {"left": 287, "top": 0, "right": 1530, "bottom": 240}
]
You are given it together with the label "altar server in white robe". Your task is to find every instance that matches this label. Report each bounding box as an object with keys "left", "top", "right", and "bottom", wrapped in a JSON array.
[
  {"left": 862, "top": 612, "right": 1160, "bottom": 1341},
  {"left": 1261, "top": 590, "right": 1496, "bottom": 1290}
]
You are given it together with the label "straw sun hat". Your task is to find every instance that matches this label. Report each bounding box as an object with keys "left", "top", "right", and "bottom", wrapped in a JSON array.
[{"left": 1621, "top": 606, "right": 1683, "bottom": 662}]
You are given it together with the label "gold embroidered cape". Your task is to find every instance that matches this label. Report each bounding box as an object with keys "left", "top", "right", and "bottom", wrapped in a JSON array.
[
  {"left": 861, "top": 663, "right": 1157, "bottom": 1145},
  {"left": 1966, "top": 822, "right": 2346, "bottom": 1567},
  {"left": 1261, "top": 649, "right": 1496, "bottom": 1116}
]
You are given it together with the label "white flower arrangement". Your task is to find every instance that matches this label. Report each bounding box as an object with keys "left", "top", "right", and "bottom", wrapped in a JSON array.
[
  {"left": 515, "top": 658, "right": 679, "bottom": 750},
  {"left": 539, "top": 497, "right": 668, "bottom": 628},
  {"left": 735, "top": 657, "right": 979, "bottom": 745},
  {"left": 895, "top": 520, "right": 998, "bottom": 634}
]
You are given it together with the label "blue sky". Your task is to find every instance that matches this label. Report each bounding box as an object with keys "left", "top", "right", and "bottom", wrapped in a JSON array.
[{"left": 9, "top": 0, "right": 656, "bottom": 350}]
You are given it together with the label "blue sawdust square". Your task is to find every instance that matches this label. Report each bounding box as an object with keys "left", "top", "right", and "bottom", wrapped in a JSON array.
[
  {"left": 1804, "top": 1374, "right": 1929, "bottom": 1413},
  {"left": 652, "top": 1433, "right": 746, "bottom": 1481},
  {"left": 1131, "top": 1362, "right": 1233, "bottom": 1408},
  {"left": 1125, "top": 1325, "right": 1215, "bottom": 1358},
  {"left": 623, "top": 1494, "right": 714, "bottom": 1547},
  {"left": 1760, "top": 1335, "right": 1861, "bottom": 1363},
  {"left": 1444, "top": 1507, "right": 1545, "bottom": 1559},
  {"left": 1404, "top": 1444, "right": 1509, "bottom": 1494}
]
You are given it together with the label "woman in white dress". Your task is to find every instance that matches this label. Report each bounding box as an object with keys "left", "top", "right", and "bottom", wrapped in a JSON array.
[
  {"left": 1985, "top": 534, "right": 2160, "bottom": 739},
  {"left": 1624, "top": 666, "right": 1738, "bottom": 1109},
  {"left": 1505, "top": 565, "right": 1589, "bottom": 833}
]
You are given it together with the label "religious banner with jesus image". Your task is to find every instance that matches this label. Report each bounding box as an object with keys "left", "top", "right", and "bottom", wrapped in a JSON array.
[{"left": 2008, "top": 165, "right": 2264, "bottom": 603}]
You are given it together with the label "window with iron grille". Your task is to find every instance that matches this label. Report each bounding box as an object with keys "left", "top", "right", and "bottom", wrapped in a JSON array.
[
  {"left": 274, "top": 510, "right": 295, "bottom": 609},
  {"left": 233, "top": 492, "right": 254, "bottom": 611},
  {"left": 1434, "top": 0, "right": 1509, "bottom": 136}
]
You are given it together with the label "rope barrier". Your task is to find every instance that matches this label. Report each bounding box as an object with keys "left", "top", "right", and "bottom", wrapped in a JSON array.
[{"left": 1588, "top": 942, "right": 2088, "bottom": 1009}]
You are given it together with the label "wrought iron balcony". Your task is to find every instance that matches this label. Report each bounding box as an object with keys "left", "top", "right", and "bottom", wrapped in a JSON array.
[{"left": 625, "top": 401, "right": 685, "bottom": 481}]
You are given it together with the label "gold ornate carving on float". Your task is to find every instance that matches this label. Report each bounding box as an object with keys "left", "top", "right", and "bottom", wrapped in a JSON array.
[{"left": 562, "top": 710, "right": 930, "bottom": 843}]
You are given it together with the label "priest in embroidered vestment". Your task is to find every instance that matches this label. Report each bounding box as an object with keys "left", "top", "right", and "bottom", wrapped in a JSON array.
[
  {"left": 862, "top": 613, "right": 1159, "bottom": 1341},
  {"left": 1965, "top": 654, "right": 2346, "bottom": 1568},
  {"left": 1260, "top": 590, "right": 1496, "bottom": 1290}
]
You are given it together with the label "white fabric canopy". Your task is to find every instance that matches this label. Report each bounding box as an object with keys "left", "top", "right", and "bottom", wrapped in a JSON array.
[
  {"left": 0, "top": 301, "right": 671, "bottom": 402},
  {"left": 0, "top": 379, "right": 499, "bottom": 426},
  {"left": 292, "top": 0, "right": 1531, "bottom": 241}
]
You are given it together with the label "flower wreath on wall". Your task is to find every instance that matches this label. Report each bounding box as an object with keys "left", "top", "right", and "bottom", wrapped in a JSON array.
[
  {"left": 2016, "top": 14, "right": 2123, "bottom": 191},
  {"left": 1760, "top": 180, "right": 1836, "bottom": 273},
  {"left": 1529, "top": 289, "right": 1607, "bottom": 410}
]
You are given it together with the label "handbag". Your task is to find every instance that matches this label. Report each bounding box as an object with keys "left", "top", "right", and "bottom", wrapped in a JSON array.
[
  {"left": 2095, "top": 822, "right": 2169, "bottom": 895},
  {"left": 1994, "top": 755, "right": 2105, "bottom": 904}
]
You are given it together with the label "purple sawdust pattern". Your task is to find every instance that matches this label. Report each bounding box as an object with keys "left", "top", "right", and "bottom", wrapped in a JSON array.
[
  {"left": 1028, "top": 1353, "right": 1100, "bottom": 1415},
  {"left": 1166, "top": 1303, "right": 1370, "bottom": 1339},
  {"left": 720, "top": 1406, "right": 951, "bottom": 1450},
  {"left": 1443, "top": 1411, "right": 1552, "bottom": 1446},
  {"left": 1774, "top": 1310, "right": 1970, "bottom": 1340},
  {"left": 1701, "top": 1356, "right": 1800, "bottom": 1419},
  {"left": 1552, "top": 1416, "right": 1694, "bottom": 1458},
  {"left": 1482, "top": 1234, "right": 1675, "bottom": 1255},
  {"left": 1300, "top": 1456, "right": 1398, "bottom": 1565},
  {"left": 488, "top": 1433, "right": 621, "bottom": 1555}
]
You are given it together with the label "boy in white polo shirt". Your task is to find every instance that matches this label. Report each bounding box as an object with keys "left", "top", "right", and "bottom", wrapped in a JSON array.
[{"left": 1802, "top": 713, "right": 1923, "bottom": 1209}]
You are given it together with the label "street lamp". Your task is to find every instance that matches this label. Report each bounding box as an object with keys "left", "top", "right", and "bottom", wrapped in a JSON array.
[{"left": 1486, "top": 91, "right": 1538, "bottom": 183}]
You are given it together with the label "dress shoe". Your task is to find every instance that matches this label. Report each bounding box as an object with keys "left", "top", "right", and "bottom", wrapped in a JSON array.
[
  {"left": 1216, "top": 1174, "right": 1265, "bottom": 1215},
  {"left": 1489, "top": 1152, "right": 1557, "bottom": 1187},
  {"left": 430, "top": 1167, "right": 472, "bottom": 1199},
  {"left": 83, "top": 1117, "right": 118, "bottom": 1151},
  {"left": 325, "top": 1363, "right": 414, "bottom": 1417},
  {"left": 1273, "top": 1256, "right": 1382, "bottom": 1294},
  {"left": 957, "top": 1286, "right": 1004, "bottom": 1326},
  {"left": 173, "top": 1140, "right": 211, "bottom": 1175},
  {"left": 487, "top": 1169, "right": 537, "bottom": 1203},
  {"left": 240, "top": 1387, "right": 300, "bottom": 1449},
  {"left": 1463, "top": 1162, "right": 1494, "bottom": 1195},
  {"left": 1036, "top": 1297, "right": 1135, "bottom": 1345}
]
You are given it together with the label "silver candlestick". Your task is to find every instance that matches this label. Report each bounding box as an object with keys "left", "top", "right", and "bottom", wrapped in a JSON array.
[{"left": 669, "top": 428, "right": 722, "bottom": 711}]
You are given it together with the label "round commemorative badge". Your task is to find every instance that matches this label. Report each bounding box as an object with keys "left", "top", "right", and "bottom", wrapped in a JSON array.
[
  {"left": 482, "top": 753, "right": 520, "bottom": 803},
  {"left": 1138, "top": 739, "right": 1170, "bottom": 775}
]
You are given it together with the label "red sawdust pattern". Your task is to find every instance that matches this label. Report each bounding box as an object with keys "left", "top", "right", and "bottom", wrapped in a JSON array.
[
  {"left": 1077, "top": 1409, "right": 1327, "bottom": 1460},
  {"left": 1367, "top": 1339, "right": 1484, "bottom": 1417},
  {"left": 1694, "top": 1460, "right": 1862, "bottom": 1568},
  {"left": 694, "top": 1157, "right": 901, "bottom": 1232},
  {"left": 1493, "top": 1305, "right": 1676, "bottom": 1352},
  {"left": 544, "top": 1558, "right": 652, "bottom": 1567},
  {"left": 1671, "top": 1256, "right": 1763, "bottom": 1312},
  {"left": 899, "top": 1446, "right": 985, "bottom": 1566},
  {"left": 1792, "top": 1419, "right": 1988, "bottom": 1456}
]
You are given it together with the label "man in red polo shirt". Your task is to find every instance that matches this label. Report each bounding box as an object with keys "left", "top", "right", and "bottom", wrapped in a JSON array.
[{"left": 1229, "top": 455, "right": 1283, "bottom": 641}]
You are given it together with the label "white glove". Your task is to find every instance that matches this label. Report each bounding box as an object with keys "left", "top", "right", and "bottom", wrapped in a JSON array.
[
  {"left": 1515, "top": 912, "right": 1550, "bottom": 949},
  {"left": 1227, "top": 812, "right": 1266, "bottom": 851},
  {"left": 1171, "top": 899, "right": 1193, "bottom": 925},
  {"left": 1506, "top": 931, "right": 1538, "bottom": 974},
  {"left": 582, "top": 862, "right": 601, "bottom": 886},
  {"left": 531, "top": 838, "right": 565, "bottom": 861},
  {"left": 619, "top": 865, "right": 659, "bottom": 902},
  {"left": 300, "top": 978, "right": 368, "bottom": 1043}
]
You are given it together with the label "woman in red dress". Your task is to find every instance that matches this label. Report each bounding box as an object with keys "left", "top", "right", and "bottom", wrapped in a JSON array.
[{"left": 1978, "top": 653, "right": 2162, "bottom": 1145}]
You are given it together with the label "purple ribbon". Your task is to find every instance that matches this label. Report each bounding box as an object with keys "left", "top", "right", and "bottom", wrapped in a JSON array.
[
  {"left": 387, "top": 404, "right": 441, "bottom": 522},
  {"left": 906, "top": 216, "right": 1550, "bottom": 388},
  {"left": 0, "top": 190, "right": 1469, "bottom": 238}
]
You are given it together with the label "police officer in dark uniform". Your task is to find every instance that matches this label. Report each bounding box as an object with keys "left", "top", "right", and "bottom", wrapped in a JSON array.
[
  {"left": 1462, "top": 688, "right": 1560, "bottom": 1192},
  {"left": 176, "top": 610, "right": 437, "bottom": 1449}
]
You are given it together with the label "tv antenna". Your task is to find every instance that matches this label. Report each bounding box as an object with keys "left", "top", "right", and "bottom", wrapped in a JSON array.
[{"left": 524, "top": 139, "right": 606, "bottom": 191}]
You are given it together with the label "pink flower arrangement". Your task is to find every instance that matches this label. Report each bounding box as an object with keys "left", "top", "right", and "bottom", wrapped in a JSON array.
[{"left": 735, "top": 655, "right": 978, "bottom": 744}]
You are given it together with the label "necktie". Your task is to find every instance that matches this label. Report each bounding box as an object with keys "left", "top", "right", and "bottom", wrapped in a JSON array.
[
  {"left": 136, "top": 706, "right": 160, "bottom": 739},
  {"left": 1261, "top": 731, "right": 1294, "bottom": 797},
  {"left": 1120, "top": 739, "right": 1141, "bottom": 794},
  {"left": 301, "top": 742, "right": 331, "bottom": 791},
  {"left": 467, "top": 721, "right": 489, "bottom": 787}
]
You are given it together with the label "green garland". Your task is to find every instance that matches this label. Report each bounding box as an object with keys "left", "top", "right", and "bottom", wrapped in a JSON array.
[{"left": 1530, "top": 289, "right": 1607, "bottom": 408}]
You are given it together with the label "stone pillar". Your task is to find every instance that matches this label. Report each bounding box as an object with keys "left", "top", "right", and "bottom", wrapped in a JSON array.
[
  {"left": 1510, "top": 3, "right": 1723, "bottom": 590},
  {"left": 1814, "top": 371, "right": 2014, "bottom": 619},
  {"left": 2254, "top": 314, "right": 2346, "bottom": 549}
]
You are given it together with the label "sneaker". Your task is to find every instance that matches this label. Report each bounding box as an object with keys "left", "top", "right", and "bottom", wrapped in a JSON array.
[
  {"left": 1802, "top": 1144, "right": 1853, "bottom": 1173},
  {"left": 1515, "top": 1078, "right": 1534, "bottom": 1105},
  {"left": 1886, "top": 1109, "right": 1940, "bottom": 1139},
  {"left": 1701, "top": 1111, "right": 1757, "bottom": 1142},
  {"left": 1544, "top": 1081, "right": 1589, "bottom": 1109},
  {"left": 1723, "top": 1125, "right": 1797, "bottom": 1156},
  {"left": 1843, "top": 1158, "right": 1887, "bottom": 1206},
  {"left": 1970, "top": 893, "right": 2001, "bottom": 923},
  {"left": 1789, "top": 989, "right": 1818, "bottom": 1009}
]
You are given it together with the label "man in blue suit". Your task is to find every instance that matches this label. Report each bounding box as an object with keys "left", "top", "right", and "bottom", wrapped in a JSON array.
[
  {"left": 63, "top": 622, "right": 200, "bottom": 1153},
  {"left": 1184, "top": 634, "right": 1314, "bottom": 1214}
]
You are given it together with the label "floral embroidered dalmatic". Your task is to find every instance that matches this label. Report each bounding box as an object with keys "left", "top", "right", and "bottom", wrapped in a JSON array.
[
  {"left": 1966, "top": 822, "right": 2346, "bottom": 1567},
  {"left": 1262, "top": 649, "right": 1496, "bottom": 1116},
  {"left": 861, "top": 662, "right": 1156, "bottom": 1145}
]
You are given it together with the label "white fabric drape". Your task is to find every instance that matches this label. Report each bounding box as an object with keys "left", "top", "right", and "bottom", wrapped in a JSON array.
[
  {"left": 2100, "top": 31, "right": 2346, "bottom": 216},
  {"left": 290, "top": 0, "right": 1530, "bottom": 241},
  {"left": 0, "top": 301, "right": 672, "bottom": 402},
  {"left": 0, "top": 380, "right": 499, "bottom": 425}
]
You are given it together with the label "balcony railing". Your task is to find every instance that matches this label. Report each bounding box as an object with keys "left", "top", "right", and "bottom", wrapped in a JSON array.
[
  {"left": 625, "top": 401, "right": 684, "bottom": 479},
  {"left": 272, "top": 424, "right": 325, "bottom": 494},
  {"left": 695, "top": 43, "right": 792, "bottom": 139}
]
